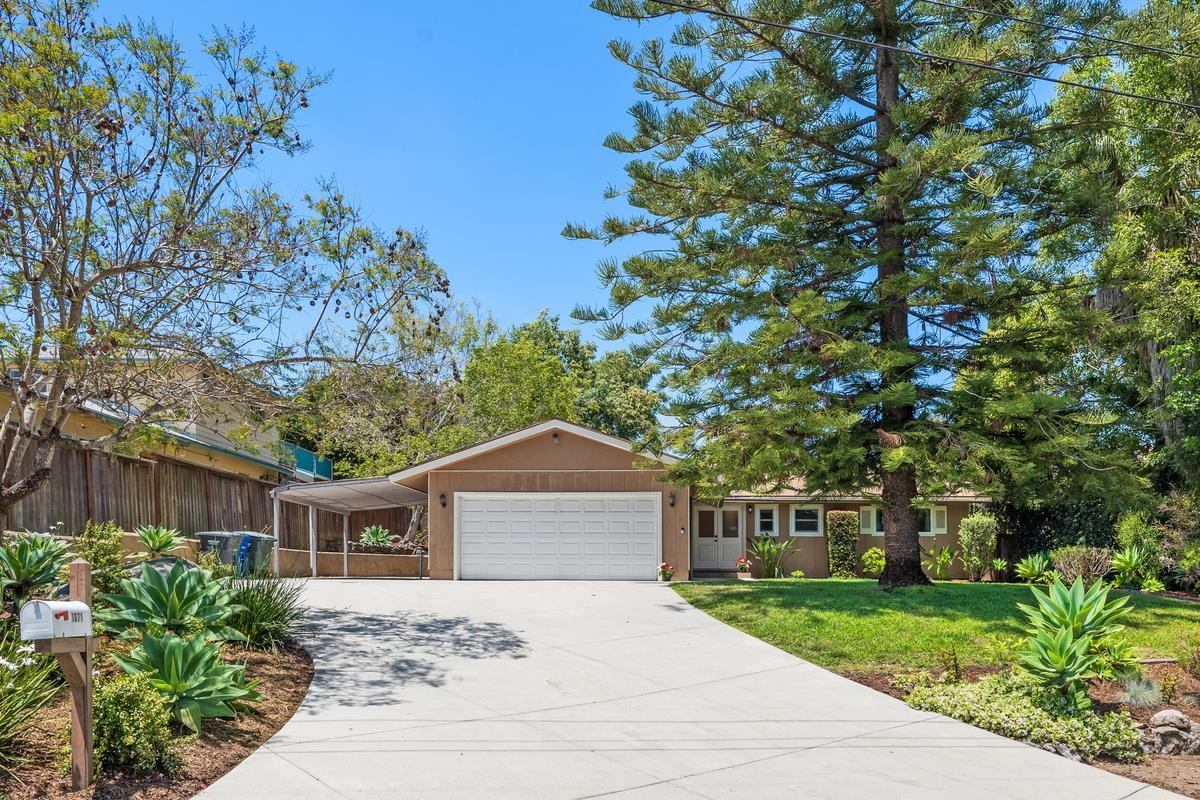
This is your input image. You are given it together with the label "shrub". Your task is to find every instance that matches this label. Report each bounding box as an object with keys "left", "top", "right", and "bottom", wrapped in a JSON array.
[
  {"left": 0, "top": 531, "right": 72, "bottom": 610},
  {"left": 1175, "top": 543, "right": 1200, "bottom": 592},
  {"left": 1180, "top": 637, "right": 1200, "bottom": 678},
  {"left": 94, "top": 672, "right": 181, "bottom": 773},
  {"left": 1141, "top": 576, "right": 1165, "bottom": 592},
  {"left": 1050, "top": 546, "right": 1112, "bottom": 585},
  {"left": 1114, "top": 511, "right": 1161, "bottom": 577},
  {"left": 789, "top": 570, "right": 805, "bottom": 579},
  {"left": 957, "top": 513, "right": 998, "bottom": 582},
  {"left": 921, "top": 546, "right": 955, "bottom": 580},
  {"left": 860, "top": 547, "right": 885, "bottom": 577},
  {"left": 132, "top": 525, "right": 185, "bottom": 559},
  {"left": 990, "top": 558, "right": 1008, "bottom": 582},
  {"left": 228, "top": 572, "right": 306, "bottom": 649},
  {"left": 747, "top": 535, "right": 793, "bottom": 578},
  {"left": 0, "top": 626, "right": 58, "bottom": 768},
  {"left": 360, "top": 524, "right": 391, "bottom": 546},
  {"left": 114, "top": 633, "right": 261, "bottom": 733},
  {"left": 196, "top": 548, "right": 234, "bottom": 579},
  {"left": 98, "top": 560, "right": 243, "bottom": 642},
  {"left": 1110, "top": 546, "right": 1145, "bottom": 589},
  {"left": 68, "top": 520, "right": 126, "bottom": 596},
  {"left": 1016, "top": 552, "right": 1050, "bottom": 583},
  {"left": 905, "top": 670, "right": 1144, "bottom": 762},
  {"left": 826, "top": 510, "right": 858, "bottom": 578}
]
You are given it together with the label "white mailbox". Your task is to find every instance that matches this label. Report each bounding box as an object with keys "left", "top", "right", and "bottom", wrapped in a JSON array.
[{"left": 19, "top": 600, "right": 92, "bottom": 641}]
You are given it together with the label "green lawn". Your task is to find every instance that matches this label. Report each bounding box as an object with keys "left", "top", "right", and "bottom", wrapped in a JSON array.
[{"left": 672, "top": 579, "right": 1200, "bottom": 673}]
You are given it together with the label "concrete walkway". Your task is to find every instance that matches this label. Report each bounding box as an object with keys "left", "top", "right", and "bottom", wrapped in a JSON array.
[{"left": 200, "top": 580, "right": 1182, "bottom": 800}]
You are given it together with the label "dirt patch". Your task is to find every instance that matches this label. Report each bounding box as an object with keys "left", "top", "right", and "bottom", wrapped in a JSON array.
[{"left": 0, "top": 643, "right": 313, "bottom": 800}]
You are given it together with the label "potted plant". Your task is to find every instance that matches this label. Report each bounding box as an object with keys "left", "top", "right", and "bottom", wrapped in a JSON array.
[
  {"left": 657, "top": 562, "right": 676, "bottom": 582},
  {"left": 735, "top": 556, "right": 752, "bottom": 579}
]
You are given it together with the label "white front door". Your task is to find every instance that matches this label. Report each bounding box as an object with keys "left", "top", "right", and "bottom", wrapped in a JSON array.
[{"left": 692, "top": 505, "right": 744, "bottom": 570}]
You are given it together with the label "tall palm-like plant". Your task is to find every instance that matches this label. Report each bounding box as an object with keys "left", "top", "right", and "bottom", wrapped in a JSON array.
[{"left": 747, "top": 535, "right": 794, "bottom": 578}]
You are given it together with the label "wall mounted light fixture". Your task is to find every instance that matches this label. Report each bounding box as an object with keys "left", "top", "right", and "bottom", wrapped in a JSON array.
[
  {"left": 551, "top": 432, "right": 560, "bottom": 443},
  {"left": 439, "top": 493, "right": 447, "bottom": 508},
  {"left": 668, "top": 491, "right": 676, "bottom": 508}
]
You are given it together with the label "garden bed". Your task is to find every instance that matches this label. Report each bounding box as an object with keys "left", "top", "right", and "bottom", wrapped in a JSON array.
[
  {"left": 675, "top": 578, "right": 1200, "bottom": 798},
  {"left": 347, "top": 540, "right": 427, "bottom": 556},
  {"left": 0, "top": 643, "right": 313, "bottom": 800}
]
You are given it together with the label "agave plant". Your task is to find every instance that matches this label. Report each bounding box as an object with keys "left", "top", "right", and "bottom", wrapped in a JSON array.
[
  {"left": 114, "top": 633, "right": 261, "bottom": 733},
  {"left": 1017, "top": 576, "right": 1131, "bottom": 642},
  {"left": 990, "top": 557, "right": 1009, "bottom": 582},
  {"left": 98, "top": 560, "right": 243, "bottom": 642},
  {"left": 1018, "top": 626, "right": 1098, "bottom": 710},
  {"left": 0, "top": 532, "right": 72, "bottom": 609},
  {"left": 133, "top": 525, "right": 185, "bottom": 558},
  {"left": 359, "top": 524, "right": 391, "bottom": 546},
  {"left": 1015, "top": 552, "right": 1050, "bottom": 583}
]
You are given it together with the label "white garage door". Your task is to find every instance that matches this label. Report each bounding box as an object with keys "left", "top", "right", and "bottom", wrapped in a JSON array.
[{"left": 456, "top": 492, "right": 661, "bottom": 580}]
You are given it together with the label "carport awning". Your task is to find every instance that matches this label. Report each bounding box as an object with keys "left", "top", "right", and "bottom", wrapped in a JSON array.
[{"left": 272, "top": 476, "right": 427, "bottom": 514}]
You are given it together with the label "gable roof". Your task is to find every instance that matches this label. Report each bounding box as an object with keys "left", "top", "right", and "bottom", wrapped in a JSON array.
[{"left": 386, "top": 419, "right": 674, "bottom": 485}]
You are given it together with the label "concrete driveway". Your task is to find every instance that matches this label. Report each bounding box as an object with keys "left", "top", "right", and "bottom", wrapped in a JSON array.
[{"left": 201, "top": 580, "right": 1180, "bottom": 800}]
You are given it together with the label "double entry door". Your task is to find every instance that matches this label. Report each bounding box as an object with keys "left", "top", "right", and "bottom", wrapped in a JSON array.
[{"left": 692, "top": 505, "right": 744, "bottom": 571}]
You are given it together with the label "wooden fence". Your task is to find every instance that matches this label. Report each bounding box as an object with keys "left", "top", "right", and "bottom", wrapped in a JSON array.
[
  {"left": 5, "top": 444, "right": 280, "bottom": 538},
  {"left": 5, "top": 443, "right": 417, "bottom": 554}
]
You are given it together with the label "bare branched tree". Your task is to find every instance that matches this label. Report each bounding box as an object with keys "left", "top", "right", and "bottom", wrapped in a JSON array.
[{"left": 0, "top": 0, "right": 449, "bottom": 531}]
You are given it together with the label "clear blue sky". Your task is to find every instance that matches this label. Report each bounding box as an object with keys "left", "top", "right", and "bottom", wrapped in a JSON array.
[{"left": 99, "top": 0, "right": 665, "bottom": 340}]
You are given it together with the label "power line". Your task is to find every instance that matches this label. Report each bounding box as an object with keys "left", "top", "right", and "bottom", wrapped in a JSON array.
[
  {"left": 649, "top": 0, "right": 1200, "bottom": 113},
  {"left": 917, "top": 0, "right": 1200, "bottom": 61}
]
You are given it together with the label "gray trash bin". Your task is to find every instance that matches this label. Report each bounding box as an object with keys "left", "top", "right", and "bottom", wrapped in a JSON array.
[{"left": 197, "top": 531, "right": 241, "bottom": 564}]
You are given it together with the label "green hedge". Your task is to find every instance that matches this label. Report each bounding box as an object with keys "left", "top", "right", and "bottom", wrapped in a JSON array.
[{"left": 827, "top": 510, "right": 859, "bottom": 578}]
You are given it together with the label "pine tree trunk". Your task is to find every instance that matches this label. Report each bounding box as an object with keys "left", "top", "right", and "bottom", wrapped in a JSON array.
[{"left": 873, "top": 0, "right": 929, "bottom": 588}]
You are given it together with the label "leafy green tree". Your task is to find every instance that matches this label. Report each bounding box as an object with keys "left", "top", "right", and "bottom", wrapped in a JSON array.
[
  {"left": 461, "top": 311, "right": 661, "bottom": 440},
  {"left": 572, "top": 0, "right": 1129, "bottom": 586},
  {"left": 1069, "top": 0, "right": 1200, "bottom": 488}
]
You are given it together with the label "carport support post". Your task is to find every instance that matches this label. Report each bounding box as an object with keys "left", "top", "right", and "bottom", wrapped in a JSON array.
[
  {"left": 272, "top": 496, "right": 281, "bottom": 576},
  {"left": 308, "top": 504, "right": 318, "bottom": 578},
  {"left": 342, "top": 513, "right": 349, "bottom": 577}
]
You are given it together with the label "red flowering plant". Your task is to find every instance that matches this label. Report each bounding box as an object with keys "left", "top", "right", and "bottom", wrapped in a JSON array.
[
  {"left": 657, "top": 562, "right": 676, "bottom": 580},
  {"left": 735, "top": 556, "right": 752, "bottom": 573}
]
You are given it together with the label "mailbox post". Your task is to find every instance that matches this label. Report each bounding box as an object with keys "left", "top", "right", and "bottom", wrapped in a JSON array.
[{"left": 19, "top": 558, "right": 95, "bottom": 790}]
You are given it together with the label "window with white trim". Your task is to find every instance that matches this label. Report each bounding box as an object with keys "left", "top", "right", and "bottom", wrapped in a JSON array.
[
  {"left": 756, "top": 505, "right": 778, "bottom": 536},
  {"left": 791, "top": 504, "right": 823, "bottom": 536},
  {"left": 867, "top": 506, "right": 947, "bottom": 536}
]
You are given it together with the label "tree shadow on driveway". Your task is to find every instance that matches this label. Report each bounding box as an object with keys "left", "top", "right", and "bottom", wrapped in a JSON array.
[{"left": 296, "top": 606, "right": 528, "bottom": 711}]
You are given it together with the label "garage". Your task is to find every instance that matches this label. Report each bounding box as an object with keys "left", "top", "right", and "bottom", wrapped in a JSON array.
[{"left": 456, "top": 492, "right": 661, "bottom": 580}]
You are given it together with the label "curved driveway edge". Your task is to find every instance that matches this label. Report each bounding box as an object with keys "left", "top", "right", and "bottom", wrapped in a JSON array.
[{"left": 200, "top": 580, "right": 1184, "bottom": 800}]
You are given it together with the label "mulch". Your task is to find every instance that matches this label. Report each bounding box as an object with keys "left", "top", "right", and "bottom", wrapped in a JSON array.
[
  {"left": 844, "top": 662, "right": 1200, "bottom": 799},
  {"left": 0, "top": 643, "right": 313, "bottom": 800}
]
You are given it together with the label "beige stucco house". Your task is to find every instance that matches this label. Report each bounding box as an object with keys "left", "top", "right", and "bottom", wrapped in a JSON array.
[{"left": 275, "top": 419, "right": 988, "bottom": 581}]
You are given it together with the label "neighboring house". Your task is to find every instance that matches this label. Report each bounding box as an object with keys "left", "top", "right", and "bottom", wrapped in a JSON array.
[
  {"left": 2, "top": 398, "right": 330, "bottom": 536},
  {"left": 277, "top": 418, "right": 987, "bottom": 580}
]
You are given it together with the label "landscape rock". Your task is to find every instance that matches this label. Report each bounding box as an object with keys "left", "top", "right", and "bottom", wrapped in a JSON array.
[
  {"left": 1148, "top": 709, "right": 1197, "bottom": 756},
  {"left": 1040, "top": 742, "right": 1083, "bottom": 762},
  {"left": 1150, "top": 709, "right": 1192, "bottom": 731}
]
